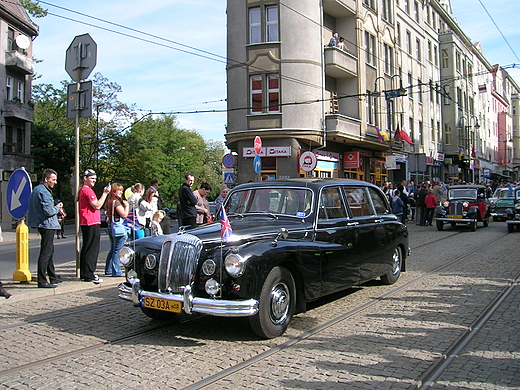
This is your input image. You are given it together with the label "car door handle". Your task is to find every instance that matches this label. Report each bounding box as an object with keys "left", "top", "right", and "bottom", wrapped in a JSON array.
[
  {"left": 346, "top": 222, "right": 359, "bottom": 226},
  {"left": 374, "top": 219, "right": 384, "bottom": 223}
]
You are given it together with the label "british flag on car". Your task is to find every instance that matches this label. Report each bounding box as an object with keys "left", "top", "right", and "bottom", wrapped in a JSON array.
[
  {"left": 123, "top": 208, "right": 143, "bottom": 230},
  {"left": 220, "top": 207, "right": 233, "bottom": 242}
]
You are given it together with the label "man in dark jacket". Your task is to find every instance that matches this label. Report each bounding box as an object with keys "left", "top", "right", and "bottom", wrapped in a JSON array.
[
  {"left": 416, "top": 183, "right": 429, "bottom": 226},
  {"left": 178, "top": 174, "right": 198, "bottom": 228}
]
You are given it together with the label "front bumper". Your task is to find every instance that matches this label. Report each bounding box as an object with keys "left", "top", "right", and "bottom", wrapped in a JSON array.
[
  {"left": 118, "top": 279, "right": 259, "bottom": 317},
  {"left": 435, "top": 217, "right": 476, "bottom": 223},
  {"left": 490, "top": 212, "right": 507, "bottom": 218}
]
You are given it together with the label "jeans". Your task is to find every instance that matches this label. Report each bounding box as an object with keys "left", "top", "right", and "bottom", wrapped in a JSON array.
[
  {"left": 80, "top": 225, "right": 101, "bottom": 281},
  {"left": 37, "top": 228, "right": 58, "bottom": 284},
  {"left": 105, "top": 231, "right": 126, "bottom": 276}
]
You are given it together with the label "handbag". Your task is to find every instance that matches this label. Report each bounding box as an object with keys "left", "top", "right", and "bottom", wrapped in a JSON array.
[{"left": 110, "top": 200, "right": 126, "bottom": 237}]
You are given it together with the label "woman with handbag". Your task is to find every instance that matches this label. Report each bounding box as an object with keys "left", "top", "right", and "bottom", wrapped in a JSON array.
[{"left": 105, "top": 183, "right": 129, "bottom": 277}]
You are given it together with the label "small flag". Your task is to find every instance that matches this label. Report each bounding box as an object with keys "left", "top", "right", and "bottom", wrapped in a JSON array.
[
  {"left": 220, "top": 207, "right": 233, "bottom": 242},
  {"left": 458, "top": 146, "right": 464, "bottom": 159},
  {"left": 400, "top": 127, "right": 413, "bottom": 144},
  {"left": 375, "top": 125, "right": 389, "bottom": 142},
  {"left": 123, "top": 207, "right": 143, "bottom": 231},
  {"left": 395, "top": 124, "right": 401, "bottom": 142},
  {"left": 375, "top": 125, "right": 383, "bottom": 142}
]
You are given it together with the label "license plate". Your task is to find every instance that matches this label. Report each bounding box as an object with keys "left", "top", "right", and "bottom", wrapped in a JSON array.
[
  {"left": 448, "top": 215, "right": 463, "bottom": 219},
  {"left": 143, "top": 296, "right": 182, "bottom": 313}
]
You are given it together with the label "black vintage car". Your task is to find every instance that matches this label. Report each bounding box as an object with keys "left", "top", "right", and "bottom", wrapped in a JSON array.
[
  {"left": 505, "top": 188, "right": 520, "bottom": 232},
  {"left": 434, "top": 185, "right": 490, "bottom": 231},
  {"left": 118, "top": 179, "right": 409, "bottom": 338}
]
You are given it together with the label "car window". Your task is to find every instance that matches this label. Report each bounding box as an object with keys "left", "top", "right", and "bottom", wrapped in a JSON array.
[
  {"left": 226, "top": 188, "right": 312, "bottom": 216},
  {"left": 496, "top": 188, "right": 515, "bottom": 199},
  {"left": 449, "top": 188, "right": 477, "bottom": 200},
  {"left": 367, "top": 187, "right": 390, "bottom": 215},
  {"left": 319, "top": 187, "right": 347, "bottom": 219},
  {"left": 343, "top": 187, "right": 374, "bottom": 217}
]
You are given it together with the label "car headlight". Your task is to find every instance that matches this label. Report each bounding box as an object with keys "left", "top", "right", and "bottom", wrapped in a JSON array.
[
  {"left": 119, "top": 246, "right": 134, "bottom": 267},
  {"left": 462, "top": 201, "right": 469, "bottom": 208},
  {"left": 225, "top": 253, "right": 246, "bottom": 277},
  {"left": 443, "top": 201, "right": 449, "bottom": 207},
  {"left": 205, "top": 278, "right": 220, "bottom": 296},
  {"left": 515, "top": 203, "right": 520, "bottom": 210}
]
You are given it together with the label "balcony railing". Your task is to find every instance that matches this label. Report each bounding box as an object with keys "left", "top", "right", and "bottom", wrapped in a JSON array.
[
  {"left": 325, "top": 113, "right": 361, "bottom": 139},
  {"left": 5, "top": 50, "right": 34, "bottom": 74},
  {"left": 322, "top": 0, "right": 356, "bottom": 17},
  {"left": 324, "top": 47, "right": 358, "bottom": 78},
  {"left": 3, "top": 100, "right": 34, "bottom": 122}
]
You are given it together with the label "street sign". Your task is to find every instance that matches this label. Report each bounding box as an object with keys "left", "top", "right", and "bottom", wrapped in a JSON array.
[
  {"left": 254, "top": 136, "right": 262, "bottom": 155},
  {"left": 222, "top": 153, "right": 237, "bottom": 168},
  {"left": 6, "top": 168, "right": 32, "bottom": 219},
  {"left": 66, "top": 81, "right": 93, "bottom": 119},
  {"left": 223, "top": 173, "right": 235, "bottom": 185},
  {"left": 299, "top": 151, "right": 317, "bottom": 172},
  {"left": 253, "top": 155, "right": 262, "bottom": 174},
  {"left": 65, "top": 33, "right": 97, "bottom": 82}
]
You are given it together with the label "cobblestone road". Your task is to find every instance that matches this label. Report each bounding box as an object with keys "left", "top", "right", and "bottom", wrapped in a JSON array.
[{"left": 0, "top": 222, "right": 518, "bottom": 389}]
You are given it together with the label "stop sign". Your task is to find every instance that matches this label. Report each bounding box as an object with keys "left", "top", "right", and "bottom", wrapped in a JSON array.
[
  {"left": 254, "top": 136, "right": 262, "bottom": 155},
  {"left": 65, "top": 34, "right": 97, "bottom": 82}
]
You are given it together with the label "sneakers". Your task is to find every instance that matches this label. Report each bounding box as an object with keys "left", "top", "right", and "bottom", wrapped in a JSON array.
[{"left": 92, "top": 275, "right": 103, "bottom": 284}]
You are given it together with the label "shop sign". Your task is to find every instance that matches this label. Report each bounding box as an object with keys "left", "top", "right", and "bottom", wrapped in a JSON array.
[
  {"left": 243, "top": 146, "right": 291, "bottom": 157},
  {"left": 343, "top": 152, "right": 360, "bottom": 169},
  {"left": 315, "top": 150, "right": 340, "bottom": 161}
]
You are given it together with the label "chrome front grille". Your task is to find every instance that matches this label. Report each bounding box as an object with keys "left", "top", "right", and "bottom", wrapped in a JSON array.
[
  {"left": 448, "top": 202, "right": 464, "bottom": 215},
  {"left": 158, "top": 234, "right": 202, "bottom": 293}
]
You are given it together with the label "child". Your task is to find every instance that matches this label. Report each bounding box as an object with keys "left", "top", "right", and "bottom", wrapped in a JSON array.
[{"left": 150, "top": 210, "right": 165, "bottom": 236}]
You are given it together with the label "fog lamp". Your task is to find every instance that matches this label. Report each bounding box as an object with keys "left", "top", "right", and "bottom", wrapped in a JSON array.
[{"left": 205, "top": 278, "right": 220, "bottom": 296}]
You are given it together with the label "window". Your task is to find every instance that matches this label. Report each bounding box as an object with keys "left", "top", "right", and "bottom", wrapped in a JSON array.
[
  {"left": 16, "top": 80, "right": 24, "bottom": 102},
  {"left": 363, "top": 0, "right": 376, "bottom": 10},
  {"left": 6, "top": 76, "right": 13, "bottom": 100},
  {"left": 17, "top": 127, "right": 25, "bottom": 153},
  {"left": 437, "top": 121, "right": 441, "bottom": 143},
  {"left": 419, "top": 121, "right": 423, "bottom": 144},
  {"left": 416, "top": 39, "right": 421, "bottom": 61},
  {"left": 408, "top": 73, "right": 413, "bottom": 99},
  {"left": 396, "top": 22, "right": 401, "bottom": 46},
  {"left": 434, "top": 45, "right": 438, "bottom": 66},
  {"left": 444, "top": 85, "right": 450, "bottom": 105},
  {"left": 404, "top": 0, "right": 410, "bottom": 14},
  {"left": 414, "top": 1, "right": 419, "bottom": 22},
  {"left": 384, "top": 43, "right": 394, "bottom": 74},
  {"left": 382, "top": 0, "right": 392, "bottom": 22},
  {"left": 249, "top": 8, "right": 261, "bottom": 44},
  {"left": 455, "top": 51, "right": 461, "bottom": 72},
  {"left": 319, "top": 187, "right": 347, "bottom": 219},
  {"left": 250, "top": 74, "right": 280, "bottom": 114},
  {"left": 7, "top": 28, "right": 14, "bottom": 51},
  {"left": 445, "top": 123, "right": 452, "bottom": 145},
  {"left": 365, "top": 31, "right": 376, "bottom": 66},
  {"left": 431, "top": 119, "right": 435, "bottom": 142},
  {"left": 406, "top": 31, "right": 411, "bottom": 54},
  {"left": 266, "top": 6, "right": 279, "bottom": 42},
  {"left": 427, "top": 40, "right": 432, "bottom": 62},
  {"left": 5, "top": 126, "right": 13, "bottom": 153},
  {"left": 343, "top": 187, "right": 374, "bottom": 217},
  {"left": 418, "top": 79, "right": 422, "bottom": 103},
  {"left": 409, "top": 118, "right": 414, "bottom": 143},
  {"left": 249, "top": 5, "right": 278, "bottom": 44},
  {"left": 367, "top": 91, "right": 377, "bottom": 125},
  {"left": 367, "top": 187, "right": 390, "bottom": 214},
  {"left": 442, "top": 49, "right": 449, "bottom": 68}
]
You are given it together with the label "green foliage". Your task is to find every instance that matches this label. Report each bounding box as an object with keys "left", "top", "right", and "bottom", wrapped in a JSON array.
[{"left": 20, "top": 0, "right": 47, "bottom": 17}]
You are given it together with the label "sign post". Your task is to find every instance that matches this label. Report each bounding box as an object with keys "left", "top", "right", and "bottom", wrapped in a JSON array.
[
  {"left": 7, "top": 168, "right": 32, "bottom": 281},
  {"left": 253, "top": 136, "right": 262, "bottom": 179},
  {"left": 65, "top": 33, "right": 97, "bottom": 277}
]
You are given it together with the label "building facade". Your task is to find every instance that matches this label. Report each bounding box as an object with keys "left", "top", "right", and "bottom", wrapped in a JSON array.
[
  {"left": 0, "top": 0, "right": 38, "bottom": 230},
  {"left": 226, "top": 0, "right": 519, "bottom": 185}
]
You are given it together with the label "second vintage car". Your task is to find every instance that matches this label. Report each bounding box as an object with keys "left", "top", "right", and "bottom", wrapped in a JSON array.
[
  {"left": 505, "top": 187, "right": 520, "bottom": 232},
  {"left": 434, "top": 184, "right": 490, "bottom": 231},
  {"left": 118, "top": 179, "right": 409, "bottom": 339},
  {"left": 489, "top": 187, "right": 516, "bottom": 221}
]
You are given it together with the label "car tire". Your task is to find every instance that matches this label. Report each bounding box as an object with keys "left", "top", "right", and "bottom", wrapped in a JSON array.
[
  {"left": 436, "top": 221, "right": 444, "bottom": 231},
  {"left": 470, "top": 220, "right": 477, "bottom": 232},
  {"left": 140, "top": 307, "right": 176, "bottom": 320},
  {"left": 381, "top": 246, "right": 402, "bottom": 285},
  {"left": 508, "top": 223, "right": 514, "bottom": 233},
  {"left": 493, "top": 216, "right": 498, "bottom": 222},
  {"left": 249, "top": 266, "right": 295, "bottom": 339},
  {"left": 483, "top": 219, "right": 489, "bottom": 227}
]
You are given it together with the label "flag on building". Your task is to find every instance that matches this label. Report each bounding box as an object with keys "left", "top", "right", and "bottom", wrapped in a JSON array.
[
  {"left": 458, "top": 146, "right": 464, "bottom": 159},
  {"left": 375, "top": 125, "right": 389, "bottom": 142},
  {"left": 220, "top": 207, "right": 233, "bottom": 242},
  {"left": 394, "top": 124, "right": 401, "bottom": 142},
  {"left": 399, "top": 126, "right": 413, "bottom": 144}
]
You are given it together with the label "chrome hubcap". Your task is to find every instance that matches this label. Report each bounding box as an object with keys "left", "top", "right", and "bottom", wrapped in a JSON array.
[{"left": 270, "top": 282, "right": 290, "bottom": 324}]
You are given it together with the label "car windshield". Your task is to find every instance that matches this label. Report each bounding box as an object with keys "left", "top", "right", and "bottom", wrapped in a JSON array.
[
  {"left": 449, "top": 188, "right": 477, "bottom": 200},
  {"left": 225, "top": 188, "right": 313, "bottom": 217},
  {"left": 494, "top": 188, "right": 515, "bottom": 199}
]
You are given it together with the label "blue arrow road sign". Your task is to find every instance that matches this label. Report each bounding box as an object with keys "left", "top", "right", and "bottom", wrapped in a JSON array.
[
  {"left": 254, "top": 155, "right": 262, "bottom": 174},
  {"left": 6, "top": 168, "right": 32, "bottom": 219}
]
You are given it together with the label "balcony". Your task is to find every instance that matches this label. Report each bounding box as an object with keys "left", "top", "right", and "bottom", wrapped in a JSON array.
[
  {"left": 326, "top": 114, "right": 363, "bottom": 144},
  {"left": 2, "top": 145, "right": 34, "bottom": 172},
  {"left": 322, "top": 0, "right": 356, "bottom": 16},
  {"left": 5, "top": 50, "right": 34, "bottom": 74},
  {"left": 324, "top": 47, "right": 358, "bottom": 79},
  {"left": 2, "top": 100, "right": 34, "bottom": 122}
]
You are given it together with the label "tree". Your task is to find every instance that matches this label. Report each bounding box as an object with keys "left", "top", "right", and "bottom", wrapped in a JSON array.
[{"left": 20, "top": 0, "right": 47, "bottom": 17}]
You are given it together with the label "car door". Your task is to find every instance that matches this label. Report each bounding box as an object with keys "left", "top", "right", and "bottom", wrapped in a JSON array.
[
  {"left": 343, "top": 186, "right": 390, "bottom": 282},
  {"left": 315, "top": 186, "right": 361, "bottom": 295}
]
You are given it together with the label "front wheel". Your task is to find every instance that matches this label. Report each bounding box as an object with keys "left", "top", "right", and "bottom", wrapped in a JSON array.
[
  {"left": 249, "top": 266, "right": 295, "bottom": 339},
  {"left": 470, "top": 220, "right": 477, "bottom": 231},
  {"left": 436, "top": 221, "right": 444, "bottom": 231},
  {"left": 483, "top": 218, "right": 489, "bottom": 227},
  {"left": 381, "top": 246, "right": 402, "bottom": 285}
]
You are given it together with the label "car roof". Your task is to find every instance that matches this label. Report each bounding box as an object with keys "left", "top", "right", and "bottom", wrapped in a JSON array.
[
  {"left": 231, "top": 178, "right": 381, "bottom": 191},
  {"left": 448, "top": 185, "right": 486, "bottom": 190}
]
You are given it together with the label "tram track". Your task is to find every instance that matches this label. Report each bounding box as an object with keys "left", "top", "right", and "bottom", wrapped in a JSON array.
[{"left": 0, "top": 231, "right": 511, "bottom": 386}]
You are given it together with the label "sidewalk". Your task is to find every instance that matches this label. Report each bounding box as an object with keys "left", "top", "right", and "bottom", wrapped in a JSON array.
[{"left": 0, "top": 224, "right": 121, "bottom": 303}]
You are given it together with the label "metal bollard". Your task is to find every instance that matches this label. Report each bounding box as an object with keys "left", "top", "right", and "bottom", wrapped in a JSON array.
[{"left": 13, "top": 220, "right": 32, "bottom": 282}]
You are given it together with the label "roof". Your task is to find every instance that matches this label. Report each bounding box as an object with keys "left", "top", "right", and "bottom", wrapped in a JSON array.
[{"left": 0, "top": 0, "right": 39, "bottom": 36}]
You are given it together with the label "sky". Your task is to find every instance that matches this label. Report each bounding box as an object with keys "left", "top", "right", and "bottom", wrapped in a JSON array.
[{"left": 30, "top": 0, "right": 519, "bottom": 144}]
